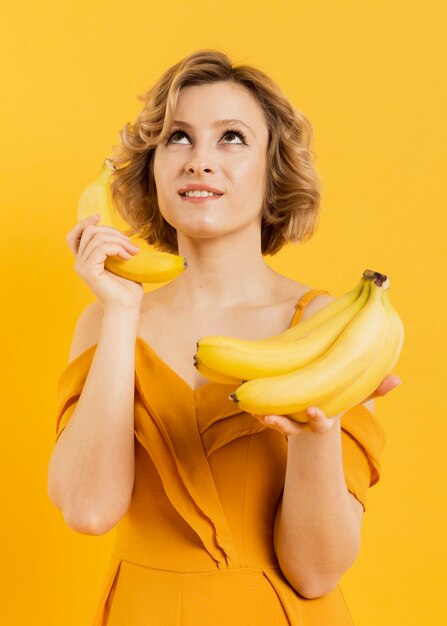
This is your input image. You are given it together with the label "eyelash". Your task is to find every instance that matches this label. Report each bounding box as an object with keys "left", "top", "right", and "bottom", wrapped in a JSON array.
[{"left": 166, "top": 128, "right": 247, "bottom": 145}]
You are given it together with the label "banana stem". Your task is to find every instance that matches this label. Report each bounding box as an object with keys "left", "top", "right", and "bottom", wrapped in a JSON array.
[
  {"left": 363, "top": 269, "right": 388, "bottom": 287},
  {"left": 104, "top": 158, "right": 116, "bottom": 171}
]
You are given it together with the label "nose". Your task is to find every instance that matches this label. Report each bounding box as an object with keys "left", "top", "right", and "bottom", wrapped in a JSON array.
[{"left": 184, "top": 144, "right": 216, "bottom": 175}]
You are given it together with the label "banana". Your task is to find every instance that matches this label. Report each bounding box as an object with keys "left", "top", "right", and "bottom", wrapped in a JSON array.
[
  {"left": 195, "top": 278, "right": 371, "bottom": 380},
  {"left": 194, "top": 275, "right": 366, "bottom": 385},
  {"left": 229, "top": 275, "right": 389, "bottom": 416},
  {"left": 288, "top": 281, "right": 404, "bottom": 421},
  {"left": 193, "top": 355, "right": 242, "bottom": 385},
  {"left": 77, "top": 160, "right": 187, "bottom": 283}
]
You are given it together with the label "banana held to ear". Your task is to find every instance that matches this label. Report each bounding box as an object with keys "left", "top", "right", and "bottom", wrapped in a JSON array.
[
  {"left": 288, "top": 282, "right": 404, "bottom": 421},
  {"left": 229, "top": 274, "right": 389, "bottom": 417},
  {"left": 195, "top": 277, "right": 370, "bottom": 380},
  {"left": 77, "top": 159, "right": 188, "bottom": 283}
]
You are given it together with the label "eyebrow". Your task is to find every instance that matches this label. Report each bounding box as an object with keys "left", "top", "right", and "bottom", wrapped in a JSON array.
[{"left": 172, "top": 119, "right": 255, "bottom": 137}]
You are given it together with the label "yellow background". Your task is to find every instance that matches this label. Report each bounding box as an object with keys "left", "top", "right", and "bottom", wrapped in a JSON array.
[{"left": 1, "top": 1, "right": 445, "bottom": 624}]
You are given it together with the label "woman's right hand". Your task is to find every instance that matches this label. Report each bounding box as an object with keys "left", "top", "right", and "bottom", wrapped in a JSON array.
[{"left": 66, "top": 214, "right": 144, "bottom": 311}]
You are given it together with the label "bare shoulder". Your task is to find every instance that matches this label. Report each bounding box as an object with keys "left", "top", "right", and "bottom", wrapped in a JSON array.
[
  {"left": 301, "top": 291, "right": 336, "bottom": 321},
  {"left": 68, "top": 300, "right": 104, "bottom": 364},
  {"left": 277, "top": 273, "right": 336, "bottom": 321}
]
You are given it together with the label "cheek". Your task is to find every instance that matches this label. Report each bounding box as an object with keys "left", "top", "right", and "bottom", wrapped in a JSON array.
[
  {"left": 233, "top": 167, "right": 267, "bottom": 212},
  {"left": 153, "top": 150, "right": 164, "bottom": 173},
  {"left": 233, "top": 153, "right": 267, "bottom": 190},
  {"left": 152, "top": 149, "right": 170, "bottom": 185},
  {"left": 152, "top": 164, "right": 171, "bottom": 205}
]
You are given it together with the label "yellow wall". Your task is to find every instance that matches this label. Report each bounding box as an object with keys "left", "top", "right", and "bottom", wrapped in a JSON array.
[{"left": 2, "top": 1, "right": 445, "bottom": 624}]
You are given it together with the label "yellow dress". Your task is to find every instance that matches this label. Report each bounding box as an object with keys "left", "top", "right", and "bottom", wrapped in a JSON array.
[{"left": 54, "top": 289, "right": 385, "bottom": 626}]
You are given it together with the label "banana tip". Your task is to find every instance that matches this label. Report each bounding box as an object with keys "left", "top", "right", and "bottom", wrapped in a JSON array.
[
  {"left": 229, "top": 393, "right": 238, "bottom": 403},
  {"left": 104, "top": 158, "right": 116, "bottom": 171},
  {"left": 363, "top": 269, "right": 388, "bottom": 287},
  {"left": 183, "top": 258, "right": 188, "bottom": 269}
]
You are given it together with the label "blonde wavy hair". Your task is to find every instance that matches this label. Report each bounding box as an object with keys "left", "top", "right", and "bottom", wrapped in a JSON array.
[{"left": 108, "top": 49, "right": 322, "bottom": 256}]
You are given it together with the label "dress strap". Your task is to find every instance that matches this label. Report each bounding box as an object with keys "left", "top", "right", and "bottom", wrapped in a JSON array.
[{"left": 289, "top": 288, "right": 331, "bottom": 328}]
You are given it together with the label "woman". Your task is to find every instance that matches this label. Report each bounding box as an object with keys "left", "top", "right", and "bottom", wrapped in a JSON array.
[{"left": 48, "top": 49, "right": 400, "bottom": 625}]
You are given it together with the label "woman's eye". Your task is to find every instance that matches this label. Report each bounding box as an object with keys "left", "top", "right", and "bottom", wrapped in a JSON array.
[
  {"left": 167, "top": 131, "right": 189, "bottom": 144},
  {"left": 221, "top": 131, "right": 246, "bottom": 144},
  {"left": 167, "top": 129, "right": 246, "bottom": 144}
]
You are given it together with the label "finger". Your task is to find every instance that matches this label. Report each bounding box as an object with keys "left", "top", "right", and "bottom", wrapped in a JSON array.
[
  {"left": 263, "top": 414, "right": 304, "bottom": 437},
  {"left": 80, "top": 240, "right": 139, "bottom": 270},
  {"left": 67, "top": 216, "right": 132, "bottom": 257},
  {"left": 80, "top": 233, "right": 139, "bottom": 263},
  {"left": 66, "top": 215, "right": 100, "bottom": 257},
  {"left": 381, "top": 374, "right": 401, "bottom": 393},
  {"left": 305, "top": 407, "right": 336, "bottom": 434},
  {"left": 75, "top": 245, "right": 129, "bottom": 279},
  {"left": 77, "top": 224, "right": 133, "bottom": 258},
  {"left": 366, "top": 374, "right": 401, "bottom": 401}
]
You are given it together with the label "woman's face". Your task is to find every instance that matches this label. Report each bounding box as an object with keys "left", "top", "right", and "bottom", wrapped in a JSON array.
[{"left": 153, "top": 81, "right": 270, "bottom": 244}]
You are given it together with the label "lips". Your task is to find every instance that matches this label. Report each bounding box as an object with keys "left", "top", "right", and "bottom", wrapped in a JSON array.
[{"left": 178, "top": 183, "right": 224, "bottom": 195}]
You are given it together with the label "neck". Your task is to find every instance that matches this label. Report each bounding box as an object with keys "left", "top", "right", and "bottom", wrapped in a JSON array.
[{"left": 172, "top": 230, "right": 278, "bottom": 310}]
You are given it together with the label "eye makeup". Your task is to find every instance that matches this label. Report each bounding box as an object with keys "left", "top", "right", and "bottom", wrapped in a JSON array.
[{"left": 166, "top": 128, "right": 248, "bottom": 145}]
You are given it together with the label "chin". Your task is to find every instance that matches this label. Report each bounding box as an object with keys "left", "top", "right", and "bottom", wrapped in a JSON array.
[
  {"left": 170, "top": 214, "right": 229, "bottom": 236},
  {"left": 180, "top": 226, "right": 228, "bottom": 240},
  {"left": 162, "top": 208, "right": 257, "bottom": 240}
]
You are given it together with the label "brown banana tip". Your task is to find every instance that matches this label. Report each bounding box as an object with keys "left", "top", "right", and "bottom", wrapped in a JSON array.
[
  {"left": 363, "top": 269, "right": 388, "bottom": 287},
  {"left": 104, "top": 158, "right": 116, "bottom": 171},
  {"left": 370, "top": 271, "right": 387, "bottom": 287},
  {"left": 229, "top": 393, "right": 238, "bottom": 403},
  {"left": 183, "top": 258, "right": 188, "bottom": 269},
  {"left": 362, "top": 269, "right": 376, "bottom": 280}
]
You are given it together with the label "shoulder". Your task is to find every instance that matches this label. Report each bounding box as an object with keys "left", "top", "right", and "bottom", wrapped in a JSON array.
[
  {"left": 68, "top": 300, "right": 104, "bottom": 364},
  {"left": 261, "top": 275, "right": 337, "bottom": 323},
  {"left": 301, "top": 292, "right": 336, "bottom": 321}
]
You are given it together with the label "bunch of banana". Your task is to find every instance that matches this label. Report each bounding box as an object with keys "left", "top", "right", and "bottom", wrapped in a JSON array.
[
  {"left": 193, "top": 270, "right": 404, "bottom": 422},
  {"left": 195, "top": 276, "right": 370, "bottom": 381},
  {"left": 77, "top": 159, "right": 187, "bottom": 283}
]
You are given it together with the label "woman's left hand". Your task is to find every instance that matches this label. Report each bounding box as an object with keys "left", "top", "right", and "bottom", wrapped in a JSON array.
[{"left": 251, "top": 374, "right": 402, "bottom": 437}]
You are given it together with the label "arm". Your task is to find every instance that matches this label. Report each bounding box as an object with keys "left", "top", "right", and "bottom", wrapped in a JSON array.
[
  {"left": 47, "top": 302, "right": 140, "bottom": 535},
  {"left": 273, "top": 407, "right": 370, "bottom": 599},
  {"left": 267, "top": 293, "right": 397, "bottom": 598}
]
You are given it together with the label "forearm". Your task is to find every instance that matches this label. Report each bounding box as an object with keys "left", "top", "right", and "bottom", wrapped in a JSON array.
[
  {"left": 48, "top": 308, "right": 139, "bottom": 534},
  {"left": 275, "top": 419, "right": 360, "bottom": 597}
]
